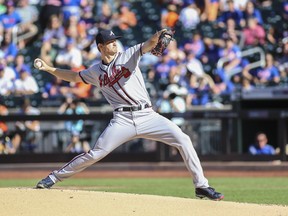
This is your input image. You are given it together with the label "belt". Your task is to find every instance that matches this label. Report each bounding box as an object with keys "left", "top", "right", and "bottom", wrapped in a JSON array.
[{"left": 114, "top": 103, "right": 151, "bottom": 112}]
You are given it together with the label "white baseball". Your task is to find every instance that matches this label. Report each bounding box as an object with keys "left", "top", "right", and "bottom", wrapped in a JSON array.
[{"left": 35, "top": 60, "right": 42, "bottom": 69}]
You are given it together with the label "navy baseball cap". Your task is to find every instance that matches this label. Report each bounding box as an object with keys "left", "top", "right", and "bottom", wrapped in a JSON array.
[{"left": 95, "top": 30, "right": 122, "bottom": 45}]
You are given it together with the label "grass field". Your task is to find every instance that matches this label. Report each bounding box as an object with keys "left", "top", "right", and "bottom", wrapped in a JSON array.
[{"left": 0, "top": 177, "right": 287, "bottom": 206}]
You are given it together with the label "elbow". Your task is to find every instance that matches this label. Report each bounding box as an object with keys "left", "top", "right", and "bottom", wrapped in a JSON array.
[{"left": 74, "top": 72, "right": 83, "bottom": 83}]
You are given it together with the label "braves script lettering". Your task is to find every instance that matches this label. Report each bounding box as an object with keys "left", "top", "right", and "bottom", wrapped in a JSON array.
[{"left": 99, "top": 66, "right": 131, "bottom": 87}]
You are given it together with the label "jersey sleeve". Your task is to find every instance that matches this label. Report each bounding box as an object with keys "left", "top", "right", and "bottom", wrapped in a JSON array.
[
  {"left": 121, "top": 43, "right": 144, "bottom": 70},
  {"left": 79, "top": 65, "right": 100, "bottom": 88}
]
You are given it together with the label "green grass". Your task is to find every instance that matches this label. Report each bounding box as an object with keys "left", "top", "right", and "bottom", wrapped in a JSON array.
[{"left": 0, "top": 177, "right": 287, "bottom": 205}]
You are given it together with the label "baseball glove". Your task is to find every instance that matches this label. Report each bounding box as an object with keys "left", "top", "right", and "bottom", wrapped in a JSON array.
[{"left": 151, "top": 29, "right": 175, "bottom": 56}]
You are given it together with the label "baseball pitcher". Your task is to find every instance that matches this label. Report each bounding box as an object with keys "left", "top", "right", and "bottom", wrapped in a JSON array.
[{"left": 34, "top": 29, "right": 224, "bottom": 201}]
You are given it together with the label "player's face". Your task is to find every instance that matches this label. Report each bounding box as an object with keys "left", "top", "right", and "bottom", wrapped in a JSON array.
[{"left": 102, "top": 40, "right": 118, "bottom": 55}]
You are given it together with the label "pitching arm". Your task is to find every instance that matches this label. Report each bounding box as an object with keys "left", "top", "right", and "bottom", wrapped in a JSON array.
[{"left": 33, "top": 58, "right": 83, "bottom": 83}]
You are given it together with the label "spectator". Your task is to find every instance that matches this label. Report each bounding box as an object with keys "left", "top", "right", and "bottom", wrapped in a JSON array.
[
  {"left": 59, "top": 79, "right": 92, "bottom": 99},
  {"left": 55, "top": 37, "right": 83, "bottom": 70},
  {"left": 217, "top": 0, "right": 244, "bottom": 28},
  {"left": 217, "top": 37, "right": 242, "bottom": 80},
  {"left": 97, "top": 2, "right": 113, "bottom": 30},
  {"left": 114, "top": 3, "right": 137, "bottom": 31},
  {"left": 65, "top": 13, "right": 93, "bottom": 52},
  {"left": 0, "top": 30, "right": 18, "bottom": 64},
  {"left": 42, "top": 76, "right": 69, "bottom": 99},
  {"left": 0, "top": 64, "right": 14, "bottom": 96},
  {"left": 283, "top": 1, "right": 288, "bottom": 22},
  {"left": 154, "top": 53, "right": 176, "bottom": 89},
  {"left": 14, "top": 98, "right": 41, "bottom": 153},
  {"left": 0, "top": 0, "right": 6, "bottom": 16},
  {"left": 40, "top": 37, "right": 58, "bottom": 66},
  {"left": 43, "top": 14, "right": 67, "bottom": 49},
  {"left": 275, "top": 38, "right": 288, "bottom": 84},
  {"left": 184, "top": 32, "right": 205, "bottom": 58},
  {"left": 206, "top": 0, "right": 220, "bottom": 22},
  {"left": 144, "top": 67, "right": 159, "bottom": 96},
  {"left": 253, "top": 53, "right": 280, "bottom": 86},
  {"left": 243, "top": 17, "right": 265, "bottom": 46},
  {"left": 167, "top": 65, "right": 186, "bottom": 87},
  {"left": 241, "top": 76, "right": 254, "bottom": 92},
  {"left": 166, "top": 40, "right": 186, "bottom": 64},
  {"left": 0, "top": 102, "right": 8, "bottom": 137},
  {"left": 57, "top": 96, "right": 90, "bottom": 135},
  {"left": 13, "top": 53, "right": 31, "bottom": 79},
  {"left": 186, "top": 51, "right": 205, "bottom": 78},
  {"left": 186, "top": 73, "right": 211, "bottom": 106},
  {"left": 231, "top": 0, "right": 248, "bottom": 11},
  {"left": 242, "top": 1, "right": 263, "bottom": 26},
  {"left": 202, "top": 37, "right": 222, "bottom": 67},
  {"left": 178, "top": 3, "right": 200, "bottom": 30},
  {"left": 219, "top": 0, "right": 248, "bottom": 12},
  {"left": 158, "top": 83, "right": 187, "bottom": 126},
  {"left": 61, "top": 0, "right": 85, "bottom": 24},
  {"left": 160, "top": 92, "right": 186, "bottom": 125},
  {"left": 39, "top": 0, "right": 62, "bottom": 31},
  {"left": 221, "top": 18, "right": 242, "bottom": 45},
  {"left": 249, "top": 132, "right": 276, "bottom": 155},
  {"left": 64, "top": 14, "right": 81, "bottom": 40},
  {"left": 211, "top": 72, "right": 234, "bottom": 102},
  {"left": 0, "top": 1, "right": 21, "bottom": 31},
  {"left": 265, "top": 26, "right": 279, "bottom": 54},
  {"left": 0, "top": 59, "right": 16, "bottom": 81},
  {"left": 161, "top": 4, "right": 179, "bottom": 29},
  {"left": 81, "top": 41, "right": 101, "bottom": 66},
  {"left": 64, "top": 131, "right": 90, "bottom": 153},
  {"left": 15, "top": 0, "right": 39, "bottom": 48},
  {"left": 14, "top": 67, "right": 39, "bottom": 95},
  {"left": 0, "top": 101, "right": 16, "bottom": 155},
  {"left": 77, "top": 6, "right": 97, "bottom": 46},
  {"left": 0, "top": 102, "right": 17, "bottom": 154}
]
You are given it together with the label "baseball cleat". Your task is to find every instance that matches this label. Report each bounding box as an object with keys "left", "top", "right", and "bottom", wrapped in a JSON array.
[
  {"left": 195, "top": 187, "right": 224, "bottom": 201},
  {"left": 36, "top": 176, "right": 55, "bottom": 189}
]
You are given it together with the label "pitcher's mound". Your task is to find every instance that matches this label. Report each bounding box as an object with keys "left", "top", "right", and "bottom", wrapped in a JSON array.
[{"left": 0, "top": 188, "right": 287, "bottom": 216}]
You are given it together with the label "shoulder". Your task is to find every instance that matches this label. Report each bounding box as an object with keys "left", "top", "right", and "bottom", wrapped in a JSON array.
[
  {"left": 123, "top": 43, "right": 143, "bottom": 52},
  {"left": 249, "top": 144, "right": 256, "bottom": 149},
  {"left": 118, "top": 43, "right": 143, "bottom": 58},
  {"left": 266, "top": 144, "right": 275, "bottom": 149},
  {"left": 86, "top": 62, "right": 101, "bottom": 72}
]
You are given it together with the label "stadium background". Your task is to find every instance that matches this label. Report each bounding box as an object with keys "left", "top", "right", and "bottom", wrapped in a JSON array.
[{"left": 0, "top": 0, "right": 288, "bottom": 165}]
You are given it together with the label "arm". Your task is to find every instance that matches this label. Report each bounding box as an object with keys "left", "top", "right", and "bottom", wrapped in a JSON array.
[
  {"left": 33, "top": 58, "right": 83, "bottom": 83},
  {"left": 65, "top": 143, "right": 73, "bottom": 153},
  {"left": 57, "top": 102, "right": 69, "bottom": 114},
  {"left": 141, "top": 29, "right": 167, "bottom": 54}
]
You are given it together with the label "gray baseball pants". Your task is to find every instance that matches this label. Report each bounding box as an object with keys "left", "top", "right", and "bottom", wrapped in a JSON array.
[{"left": 49, "top": 108, "right": 209, "bottom": 188}]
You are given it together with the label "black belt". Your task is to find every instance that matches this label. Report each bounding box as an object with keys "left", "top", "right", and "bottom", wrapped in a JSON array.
[{"left": 114, "top": 103, "right": 151, "bottom": 112}]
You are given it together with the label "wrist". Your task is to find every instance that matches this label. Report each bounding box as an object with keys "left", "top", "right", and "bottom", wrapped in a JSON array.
[{"left": 47, "top": 66, "right": 56, "bottom": 73}]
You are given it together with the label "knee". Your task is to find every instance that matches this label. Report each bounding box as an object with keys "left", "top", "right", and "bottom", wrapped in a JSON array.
[
  {"left": 177, "top": 134, "right": 192, "bottom": 149},
  {"left": 88, "top": 148, "right": 109, "bottom": 162},
  {"left": 179, "top": 133, "right": 191, "bottom": 144}
]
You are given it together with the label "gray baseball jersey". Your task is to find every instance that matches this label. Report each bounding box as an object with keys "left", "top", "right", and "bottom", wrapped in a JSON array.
[
  {"left": 79, "top": 44, "right": 151, "bottom": 110},
  {"left": 49, "top": 43, "right": 209, "bottom": 189}
]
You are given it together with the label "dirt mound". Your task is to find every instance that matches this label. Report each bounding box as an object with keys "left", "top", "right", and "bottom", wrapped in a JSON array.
[{"left": 1, "top": 188, "right": 287, "bottom": 216}]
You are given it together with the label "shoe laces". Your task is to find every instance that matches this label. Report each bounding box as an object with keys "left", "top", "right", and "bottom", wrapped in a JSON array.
[{"left": 208, "top": 187, "right": 215, "bottom": 192}]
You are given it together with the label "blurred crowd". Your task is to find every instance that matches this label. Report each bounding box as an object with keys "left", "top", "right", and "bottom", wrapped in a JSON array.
[
  {"left": 0, "top": 0, "right": 287, "bottom": 107},
  {"left": 1, "top": 0, "right": 288, "bottom": 154}
]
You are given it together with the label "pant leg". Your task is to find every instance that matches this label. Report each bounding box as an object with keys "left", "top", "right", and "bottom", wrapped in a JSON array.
[
  {"left": 50, "top": 115, "right": 137, "bottom": 182},
  {"left": 134, "top": 109, "right": 209, "bottom": 188}
]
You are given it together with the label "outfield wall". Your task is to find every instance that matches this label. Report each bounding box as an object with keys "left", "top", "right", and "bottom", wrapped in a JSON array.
[{"left": 1, "top": 103, "right": 287, "bottom": 163}]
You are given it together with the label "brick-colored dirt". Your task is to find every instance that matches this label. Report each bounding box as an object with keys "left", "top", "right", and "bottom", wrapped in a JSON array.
[{"left": 1, "top": 161, "right": 288, "bottom": 179}]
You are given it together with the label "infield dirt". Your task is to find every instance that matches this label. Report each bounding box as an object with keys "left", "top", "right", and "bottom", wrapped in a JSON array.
[{"left": 1, "top": 188, "right": 287, "bottom": 216}]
